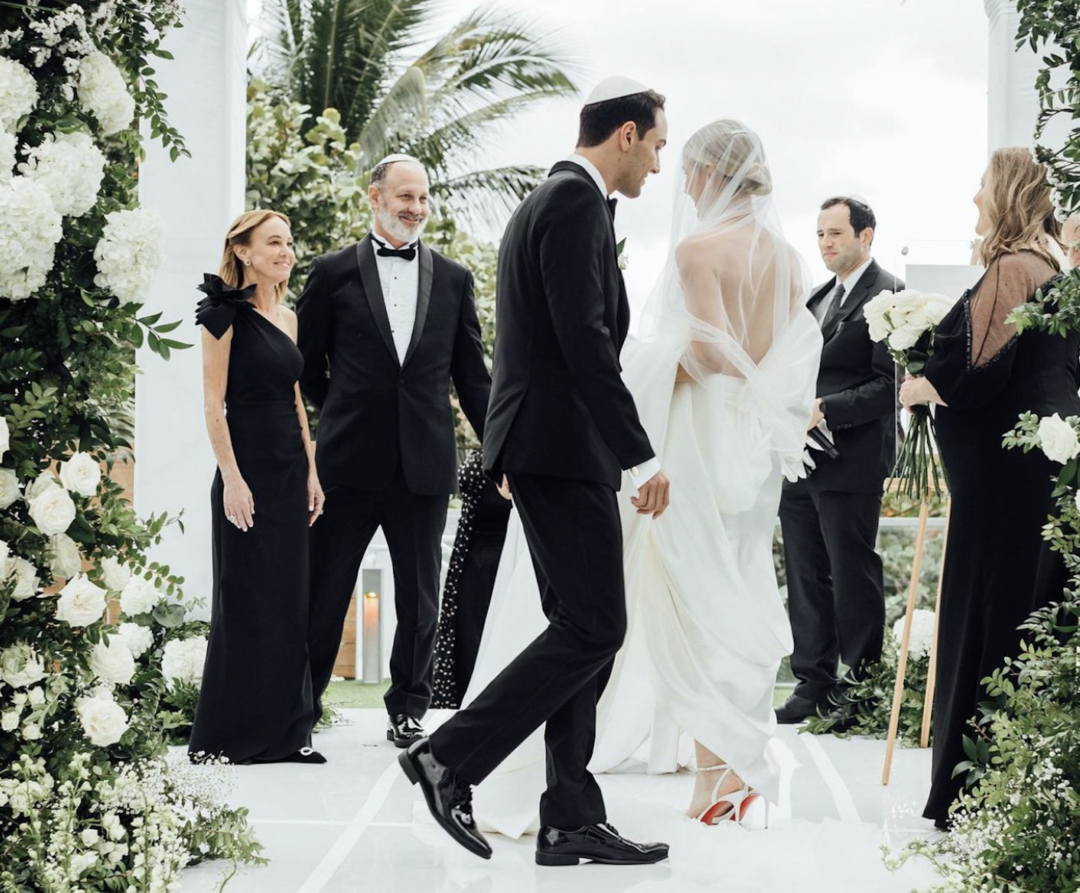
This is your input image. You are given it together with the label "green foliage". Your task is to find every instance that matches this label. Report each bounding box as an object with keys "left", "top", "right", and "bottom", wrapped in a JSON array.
[
  {"left": 0, "top": 3, "right": 261, "bottom": 888},
  {"left": 1003, "top": 2, "right": 1080, "bottom": 339},
  {"left": 255, "top": 0, "right": 578, "bottom": 228}
]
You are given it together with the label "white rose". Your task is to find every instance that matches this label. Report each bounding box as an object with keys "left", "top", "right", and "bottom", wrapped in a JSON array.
[
  {"left": 116, "top": 622, "right": 153, "bottom": 658},
  {"left": 77, "top": 52, "right": 134, "bottom": 136},
  {"left": 28, "top": 486, "right": 76, "bottom": 536},
  {"left": 119, "top": 575, "right": 161, "bottom": 616},
  {"left": 22, "top": 722, "right": 40, "bottom": 740},
  {"left": 77, "top": 689, "right": 129, "bottom": 747},
  {"left": 55, "top": 574, "right": 107, "bottom": 628},
  {"left": 0, "top": 468, "right": 19, "bottom": 508},
  {"left": 862, "top": 290, "right": 893, "bottom": 343},
  {"left": 0, "top": 538, "right": 8, "bottom": 569},
  {"left": 161, "top": 637, "right": 208, "bottom": 688},
  {"left": 59, "top": 452, "right": 101, "bottom": 497},
  {"left": 4, "top": 557, "right": 39, "bottom": 601},
  {"left": 0, "top": 416, "right": 8, "bottom": 458},
  {"left": 0, "top": 642, "right": 46, "bottom": 688},
  {"left": 1038, "top": 413, "right": 1080, "bottom": 464},
  {"left": 27, "top": 686, "right": 44, "bottom": 706},
  {"left": 25, "top": 472, "right": 59, "bottom": 501},
  {"left": 48, "top": 533, "right": 82, "bottom": 580},
  {"left": 17, "top": 131, "right": 105, "bottom": 218},
  {"left": 100, "top": 556, "right": 131, "bottom": 592},
  {"left": 922, "top": 293, "right": 955, "bottom": 327},
  {"left": 0, "top": 56, "right": 38, "bottom": 130},
  {"left": 892, "top": 608, "right": 937, "bottom": 659},
  {"left": 886, "top": 322, "right": 925, "bottom": 352},
  {"left": 0, "top": 711, "right": 18, "bottom": 732},
  {"left": 0, "top": 176, "right": 63, "bottom": 301},
  {"left": 89, "top": 637, "right": 136, "bottom": 686},
  {"left": 80, "top": 829, "right": 100, "bottom": 848}
]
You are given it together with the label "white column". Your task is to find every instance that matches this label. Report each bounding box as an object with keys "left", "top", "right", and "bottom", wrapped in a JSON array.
[
  {"left": 984, "top": 0, "right": 1068, "bottom": 152},
  {"left": 136, "top": 0, "right": 248, "bottom": 617}
]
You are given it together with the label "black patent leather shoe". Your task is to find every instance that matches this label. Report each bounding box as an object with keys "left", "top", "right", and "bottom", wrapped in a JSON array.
[
  {"left": 398, "top": 738, "right": 492, "bottom": 860},
  {"left": 774, "top": 693, "right": 829, "bottom": 724},
  {"left": 387, "top": 714, "right": 425, "bottom": 748},
  {"left": 535, "top": 823, "right": 669, "bottom": 866}
]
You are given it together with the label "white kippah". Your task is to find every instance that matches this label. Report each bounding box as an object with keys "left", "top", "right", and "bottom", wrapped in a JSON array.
[
  {"left": 375, "top": 153, "right": 422, "bottom": 167},
  {"left": 584, "top": 76, "right": 651, "bottom": 105}
]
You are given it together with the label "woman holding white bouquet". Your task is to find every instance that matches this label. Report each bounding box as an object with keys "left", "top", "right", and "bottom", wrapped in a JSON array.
[
  {"left": 188, "top": 210, "right": 326, "bottom": 765},
  {"left": 899, "top": 147, "right": 1080, "bottom": 828}
]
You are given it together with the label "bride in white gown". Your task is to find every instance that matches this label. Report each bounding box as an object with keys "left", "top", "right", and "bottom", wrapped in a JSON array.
[{"left": 461, "top": 119, "right": 823, "bottom": 836}]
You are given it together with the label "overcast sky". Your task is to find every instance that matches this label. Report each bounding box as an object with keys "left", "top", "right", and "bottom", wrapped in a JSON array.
[{"left": 252, "top": 0, "right": 992, "bottom": 303}]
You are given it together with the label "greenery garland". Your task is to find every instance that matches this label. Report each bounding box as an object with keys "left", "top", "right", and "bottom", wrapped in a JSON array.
[{"left": 0, "top": 3, "right": 263, "bottom": 890}]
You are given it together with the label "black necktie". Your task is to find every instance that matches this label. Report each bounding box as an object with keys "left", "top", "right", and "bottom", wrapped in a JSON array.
[
  {"left": 373, "top": 236, "right": 417, "bottom": 261},
  {"left": 820, "top": 283, "right": 846, "bottom": 331},
  {"left": 607, "top": 197, "right": 618, "bottom": 220}
]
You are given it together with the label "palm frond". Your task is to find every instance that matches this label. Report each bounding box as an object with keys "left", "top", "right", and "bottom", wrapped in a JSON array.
[{"left": 435, "top": 165, "right": 545, "bottom": 230}]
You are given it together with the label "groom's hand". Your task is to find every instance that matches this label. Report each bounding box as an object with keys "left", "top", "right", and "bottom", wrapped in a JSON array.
[{"left": 631, "top": 471, "right": 670, "bottom": 518}]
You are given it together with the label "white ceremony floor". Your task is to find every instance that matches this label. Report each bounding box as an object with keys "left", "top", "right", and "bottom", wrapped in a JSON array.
[{"left": 177, "top": 710, "right": 944, "bottom": 893}]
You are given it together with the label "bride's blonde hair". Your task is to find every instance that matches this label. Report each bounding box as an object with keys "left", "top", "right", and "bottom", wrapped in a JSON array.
[
  {"left": 683, "top": 120, "right": 773, "bottom": 198},
  {"left": 218, "top": 209, "right": 292, "bottom": 303}
]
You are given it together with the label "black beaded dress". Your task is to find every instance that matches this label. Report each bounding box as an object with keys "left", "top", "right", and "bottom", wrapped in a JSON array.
[
  {"left": 921, "top": 251, "right": 1080, "bottom": 824},
  {"left": 188, "top": 275, "right": 316, "bottom": 763},
  {"left": 431, "top": 450, "right": 511, "bottom": 708}
]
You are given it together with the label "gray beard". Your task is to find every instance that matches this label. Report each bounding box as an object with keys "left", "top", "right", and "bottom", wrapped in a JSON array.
[{"left": 377, "top": 206, "right": 427, "bottom": 244}]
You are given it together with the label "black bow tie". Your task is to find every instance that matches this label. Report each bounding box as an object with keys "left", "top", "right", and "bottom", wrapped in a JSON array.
[
  {"left": 373, "top": 236, "right": 417, "bottom": 261},
  {"left": 607, "top": 197, "right": 618, "bottom": 220}
]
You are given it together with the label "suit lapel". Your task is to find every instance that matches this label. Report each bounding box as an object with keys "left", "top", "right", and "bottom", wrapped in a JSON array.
[
  {"left": 355, "top": 235, "right": 399, "bottom": 366},
  {"left": 822, "top": 261, "right": 880, "bottom": 343},
  {"left": 402, "top": 241, "right": 433, "bottom": 369}
]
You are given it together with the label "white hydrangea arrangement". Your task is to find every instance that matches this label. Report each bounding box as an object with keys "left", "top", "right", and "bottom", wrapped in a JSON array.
[
  {"left": 17, "top": 130, "right": 106, "bottom": 217},
  {"left": 93, "top": 207, "right": 166, "bottom": 304},
  {"left": 0, "top": 2, "right": 263, "bottom": 885}
]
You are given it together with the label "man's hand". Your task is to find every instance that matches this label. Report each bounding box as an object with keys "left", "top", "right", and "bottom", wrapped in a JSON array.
[
  {"left": 807, "top": 398, "right": 825, "bottom": 430},
  {"left": 497, "top": 475, "right": 512, "bottom": 501},
  {"left": 630, "top": 471, "right": 670, "bottom": 518}
]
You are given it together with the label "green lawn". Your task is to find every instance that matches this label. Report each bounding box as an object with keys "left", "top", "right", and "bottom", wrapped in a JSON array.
[{"left": 323, "top": 679, "right": 795, "bottom": 710}]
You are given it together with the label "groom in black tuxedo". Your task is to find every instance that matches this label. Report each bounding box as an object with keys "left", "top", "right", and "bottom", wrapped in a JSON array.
[
  {"left": 297, "top": 155, "right": 491, "bottom": 746},
  {"left": 399, "top": 78, "right": 671, "bottom": 866},
  {"left": 777, "top": 196, "right": 902, "bottom": 724}
]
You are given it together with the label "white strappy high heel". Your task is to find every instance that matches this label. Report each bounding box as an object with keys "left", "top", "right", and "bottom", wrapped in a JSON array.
[{"left": 693, "top": 763, "right": 769, "bottom": 830}]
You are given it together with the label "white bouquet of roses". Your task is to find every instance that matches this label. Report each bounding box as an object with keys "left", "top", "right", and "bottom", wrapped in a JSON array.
[{"left": 863, "top": 288, "right": 954, "bottom": 498}]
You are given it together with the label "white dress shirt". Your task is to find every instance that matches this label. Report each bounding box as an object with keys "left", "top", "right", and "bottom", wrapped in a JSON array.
[
  {"left": 371, "top": 235, "right": 420, "bottom": 364},
  {"left": 816, "top": 257, "right": 874, "bottom": 324},
  {"left": 561, "top": 153, "right": 661, "bottom": 491}
]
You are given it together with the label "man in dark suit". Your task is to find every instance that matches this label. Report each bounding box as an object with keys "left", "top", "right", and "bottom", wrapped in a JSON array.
[
  {"left": 297, "top": 155, "right": 491, "bottom": 748},
  {"left": 398, "top": 77, "right": 671, "bottom": 866},
  {"left": 776, "top": 196, "right": 903, "bottom": 724}
]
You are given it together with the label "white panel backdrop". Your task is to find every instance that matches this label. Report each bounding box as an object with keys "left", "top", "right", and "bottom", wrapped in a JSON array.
[{"left": 135, "top": 0, "right": 248, "bottom": 617}]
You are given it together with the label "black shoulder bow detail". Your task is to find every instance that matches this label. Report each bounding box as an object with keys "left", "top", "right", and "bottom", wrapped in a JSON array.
[{"left": 195, "top": 274, "right": 257, "bottom": 340}]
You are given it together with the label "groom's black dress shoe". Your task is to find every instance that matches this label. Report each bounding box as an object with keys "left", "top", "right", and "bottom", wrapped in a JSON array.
[
  {"left": 774, "top": 693, "right": 829, "bottom": 724},
  {"left": 387, "top": 714, "right": 425, "bottom": 748},
  {"left": 535, "top": 823, "right": 669, "bottom": 866},
  {"left": 398, "top": 738, "right": 492, "bottom": 860}
]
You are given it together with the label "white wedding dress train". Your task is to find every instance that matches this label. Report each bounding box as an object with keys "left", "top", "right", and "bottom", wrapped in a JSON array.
[{"left": 464, "top": 332, "right": 797, "bottom": 837}]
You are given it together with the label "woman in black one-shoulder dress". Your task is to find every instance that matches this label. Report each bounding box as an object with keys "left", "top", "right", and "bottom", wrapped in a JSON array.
[
  {"left": 188, "top": 210, "right": 326, "bottom": 765},
  {"left": 901, "top": 147, "right": 1080, "bottom": 827}
]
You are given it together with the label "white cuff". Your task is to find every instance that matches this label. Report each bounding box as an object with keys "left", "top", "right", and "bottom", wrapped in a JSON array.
[{"left": 625, "top": 457, "right": 662, "bottom": 495}]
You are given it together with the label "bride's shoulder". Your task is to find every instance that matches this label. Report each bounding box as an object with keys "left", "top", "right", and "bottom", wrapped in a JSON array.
[{"left": 675, "top": 231, "right": 738, "bottom": 270}]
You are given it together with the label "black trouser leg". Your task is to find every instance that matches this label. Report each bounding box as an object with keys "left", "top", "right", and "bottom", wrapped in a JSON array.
[
  {"left": 815, "top": 489, "right": 885, "bottom": 682},
  {"left": 379, "top": 471, "right": 448, "bottom": 719},
  {"left": 453, "top": 543, "right": 503, "bottom": 695},
  {"left": 307, "top": 486, "right": 380, "bottom": 722},
  {"left": 780, "top": 482, "right": 837, "bottom": 701},
  {"left": 429, "top": 474, "right": 626, "bottom": 828}
]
